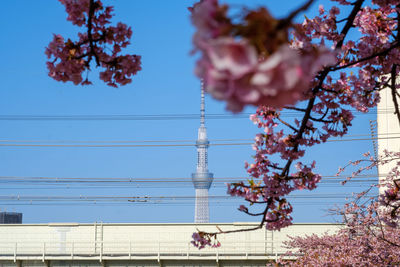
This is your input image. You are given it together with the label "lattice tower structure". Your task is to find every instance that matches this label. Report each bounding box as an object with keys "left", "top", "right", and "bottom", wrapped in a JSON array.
[{"left": 192, "top": 81, "right": 214, "bottom": 223}]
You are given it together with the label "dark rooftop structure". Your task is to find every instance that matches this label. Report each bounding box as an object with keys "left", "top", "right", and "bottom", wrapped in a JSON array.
[{"left": 0, "top": 212, "right": 22, "bottom": 224}]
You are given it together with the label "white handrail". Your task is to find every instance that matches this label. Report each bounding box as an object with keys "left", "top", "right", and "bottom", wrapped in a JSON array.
[{"left": 0, "top": 240, "right": 290, "bottom": 260}]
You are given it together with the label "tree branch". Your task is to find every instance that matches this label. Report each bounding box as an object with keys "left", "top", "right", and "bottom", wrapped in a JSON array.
[
  {"left": 336, "top": 0, "right": 364, "bottom": 50},
  {"left": 87, "top": 0, "right": 100, "bottom": 66},
  {"left": 278, "top": 0, "right": 314, "bottom": 28},
  {"left": 390, "top": 65, "right": 400, "bottom": 126},
  {"left": 331, "top": 42, "right": 400, "bottom": 71}
]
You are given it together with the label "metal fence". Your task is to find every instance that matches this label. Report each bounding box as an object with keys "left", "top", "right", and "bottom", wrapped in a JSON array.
[{"left": 0, "top": 241, "right": 289, "bottom": 262}]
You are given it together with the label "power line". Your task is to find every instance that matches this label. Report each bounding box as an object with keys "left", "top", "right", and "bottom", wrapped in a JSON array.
[
  {"left": 0, "top": 192, "right": 375, "bottom": 206},
  {"left": 0, "top": 201, "right": 352, "bottom": 207},
  {"left": 0, "top": 174, "right": 380, "bottom": 182},
  {"left": 0, "top": 198, "right": 374, "bottom": 209},
  {"left": 0, "top": 194, "right": 375, "bottom": 201},
  {"left": 0, "top": 107, "right": 388, "bottom": 121},
  {"left": 0, "top": 143, "right": 250, "bottom": 148},
  {"left": 0, "top": 175, "right": 378, "bottom": 191},
  {"left": 0, "top": 110, "right": 379, "bottom": 121},
  {"left": 1, "top": 132, "right": 399, "bottom": 144},
  {"left": 0, "top": 136, "right": 398, "bottom": 147},
  {"left": 0, "top": 183, "right": 376, "bottom": 190}
]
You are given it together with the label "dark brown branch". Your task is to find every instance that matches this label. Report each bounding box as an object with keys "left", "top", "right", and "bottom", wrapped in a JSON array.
[
  {"left": 87, "top": 0, "right": 100, "bottom": 66},
  {"left": 230, "top": 183, "right": 264, "bottom": 189},
  {"left": 331, "top": 42, "right": 400, "bottom": 71},
  {"left": 244, "top": 199, "right": 268, "bottom": 204},
  {"left": 318, "top": 107, "right": 330, "bottom": 121},
  {"left": 278, "top": 0, "right": 314, "bottom": 28},
  {"left": 74, "top": 52, "right": 90, "bottom": 60},
  {"left": 281, "top": 92, "right": 317, "bottom": 176},
  {"left": 390, "top": 65, "right": 400, "bottom": 125},
  {"left": 284, "top": 106, "right": 307, "bottom": 112},
  {"left": 280, "top": 0, "right": 365, "bottom": 177},
  {"left": 309, "top": 116, "right": 334, "bottom": 123},
  {"left": 239, "top": 209, "right": 265, "bottom": 216},
  {"left": 320, "top": 87, "right": 339, "bottom": 94},
  {"left": 78, "top": 35, "right": 106, "bottom": 47},
  {"left": 205, "top": 199, "right": 271, "bottom": 236},
  {"left": 270, "top": 165, "right": 284, "bottom": 170},
  {"left": 391, "top": 7, "right": 400, "bottom": 127},
  {"left": 336, "top": 18, "right": 348, "bottom": 23},
  {"left": 336, "top": 0, "right": 364, "bottom": 49},
  {"left": 277, "top": 117, "right": 298, "bottom": 132},
  {"left": 207, "top": 224, "right": 263, "bottom": 235},
  {"left": 371, "top": 214, "right": 400, "bottom": 248}
]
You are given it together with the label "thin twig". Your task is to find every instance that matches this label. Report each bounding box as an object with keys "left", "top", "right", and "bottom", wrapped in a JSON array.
[
  {"left": 277, "top": 117, "right": 298, "bottom": 132},
  {"left": 331, "top": 42, "right": 400, "bottom": 71},
  {"left": 279, "top": 0, "right": 314, "bottom": 28}
]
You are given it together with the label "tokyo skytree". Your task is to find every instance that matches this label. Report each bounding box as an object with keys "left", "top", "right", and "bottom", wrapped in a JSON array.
[{"left": 192, "top": 81, "right": 213, "bottom": 223}]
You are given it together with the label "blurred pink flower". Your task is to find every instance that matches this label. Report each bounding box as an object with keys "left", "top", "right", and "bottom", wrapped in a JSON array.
[{"left": 198, "top": 38, "right": 336, "bottom": 112}]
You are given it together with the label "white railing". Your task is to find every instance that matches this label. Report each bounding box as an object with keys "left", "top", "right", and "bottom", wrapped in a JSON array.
[{"left": 0, "top": 241, "right": 290, "bottom": 262}]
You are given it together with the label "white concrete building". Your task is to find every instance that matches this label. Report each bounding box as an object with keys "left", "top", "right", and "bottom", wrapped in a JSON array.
[
  {"left": 377, "top": 86, "right": 400, "bottom": 194},
  {"left": 0, "top": 222, "right": 341, "bottom": 267}
]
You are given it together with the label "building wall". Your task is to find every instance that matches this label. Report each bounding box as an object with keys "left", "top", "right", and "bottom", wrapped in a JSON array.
[
  {"left": 0, "top": 223, "right": 341, "bottom": 266},
  {"left": 377, "top": 86, "right": 400, "bottom": 194}
]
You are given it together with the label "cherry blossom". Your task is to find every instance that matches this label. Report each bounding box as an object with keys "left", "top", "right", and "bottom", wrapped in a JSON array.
[
  {"left": 46, "top": 0, "right": 141, "bottom": 87},
  {"left": 190, "top": 0, "right": 336, "bottom": 112},
  {"left": 282, "top": 199, "right": 400, "bottom": 266},
  {"left": 51, "top": 0, "right": 400, "bottom": 258},
  {"left": 191, "top": 231, "right": 221, "bottom": 249},
  {"left": 189, "top": 0, "right": 400, "bottom": 251}
]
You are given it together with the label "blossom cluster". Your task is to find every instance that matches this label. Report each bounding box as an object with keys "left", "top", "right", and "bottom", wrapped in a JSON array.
[
  {"left": 190, "top": 0, "right": 400, "bottom": 249},
  {"left": 189, "top": 0, "right": 336, "bottom": 112},
  {"left": 338, "top": 149, "right": 400, "bottom": 224},
  {"left": 51, "top": 0, "right": 400, "bottom": 255},
  {"left": 191, "top": 231, "right": 221, "bottom": 249},
  {"left": 283, "top": 200, "right": 400, "bottom": 266},
  {"left": 46, "top": 0, "right": 141, "bottom": 87}
]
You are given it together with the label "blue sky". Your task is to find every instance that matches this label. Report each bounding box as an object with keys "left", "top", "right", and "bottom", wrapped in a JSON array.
[{"left": 0, "top": 0, "right": 376, "bottom": 223}]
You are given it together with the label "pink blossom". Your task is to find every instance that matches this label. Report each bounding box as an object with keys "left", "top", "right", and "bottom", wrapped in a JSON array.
[
  {"left": 199, "top": 37, "right": 259, "bottom": 112},
  {"left": 189, "top": 0, "right": 400, "bottom": 252},
  {"left": 284, "top": 201, "right": 400, "bottom": 266},
  {"left": 191, "top": 232, "right": 220, "bottom": 249},
  {"left": 252, "top": 45, "right": 336, "bottom": 107},
  {"left": 189, "top": 0, "right": 229, "bottom": 51},
  {"left": 46, "top": 0, "right": 141, "bottom": 86},
  {"left": 198, "top": 38, "right": 336, "bottom": 112}
]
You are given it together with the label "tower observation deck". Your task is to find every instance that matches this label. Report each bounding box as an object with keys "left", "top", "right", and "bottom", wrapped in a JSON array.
[{"left": 192, "top": 81, "right": 213, "bottom": 223}]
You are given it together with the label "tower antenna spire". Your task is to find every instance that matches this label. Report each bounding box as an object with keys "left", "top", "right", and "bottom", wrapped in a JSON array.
[
  {"left": 200, "top": 80, "right": 205, "bottom": 126},
  {"left": 192, "top": 80, "right": 213, "bottom": 223}
]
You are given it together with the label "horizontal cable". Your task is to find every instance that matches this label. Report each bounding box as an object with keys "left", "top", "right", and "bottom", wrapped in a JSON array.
[
  {"left": 1, "top": 132, "right": 399, "bottom": 144},
  {"left": 0, "top": 174, "right": 380, "bottom": 181},
  {"left": 0, "top": 193, "right": 376, "bottom": 198},
  {"left": 0, "top": 184, "right": 376, "bottom": 190},
  {"left": 0, "top": 136, "right": 398, "bottom": 147},
  {"left": 0, "top": 201, "right": 351, "bottom": 206},
  {"left": 0, "top": 109, "right": 381, "bottom": 121},
  {"left": 0, "top": 194, "right": 375, "bottom": 201}
]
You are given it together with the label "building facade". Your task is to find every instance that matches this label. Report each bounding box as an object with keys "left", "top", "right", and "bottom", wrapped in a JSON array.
[
  {"left": 0, "top": 222, "right": 341, "bottom": 267},
  {"left": 377, "top": 86, "right": 400, "bottom": 194}
]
